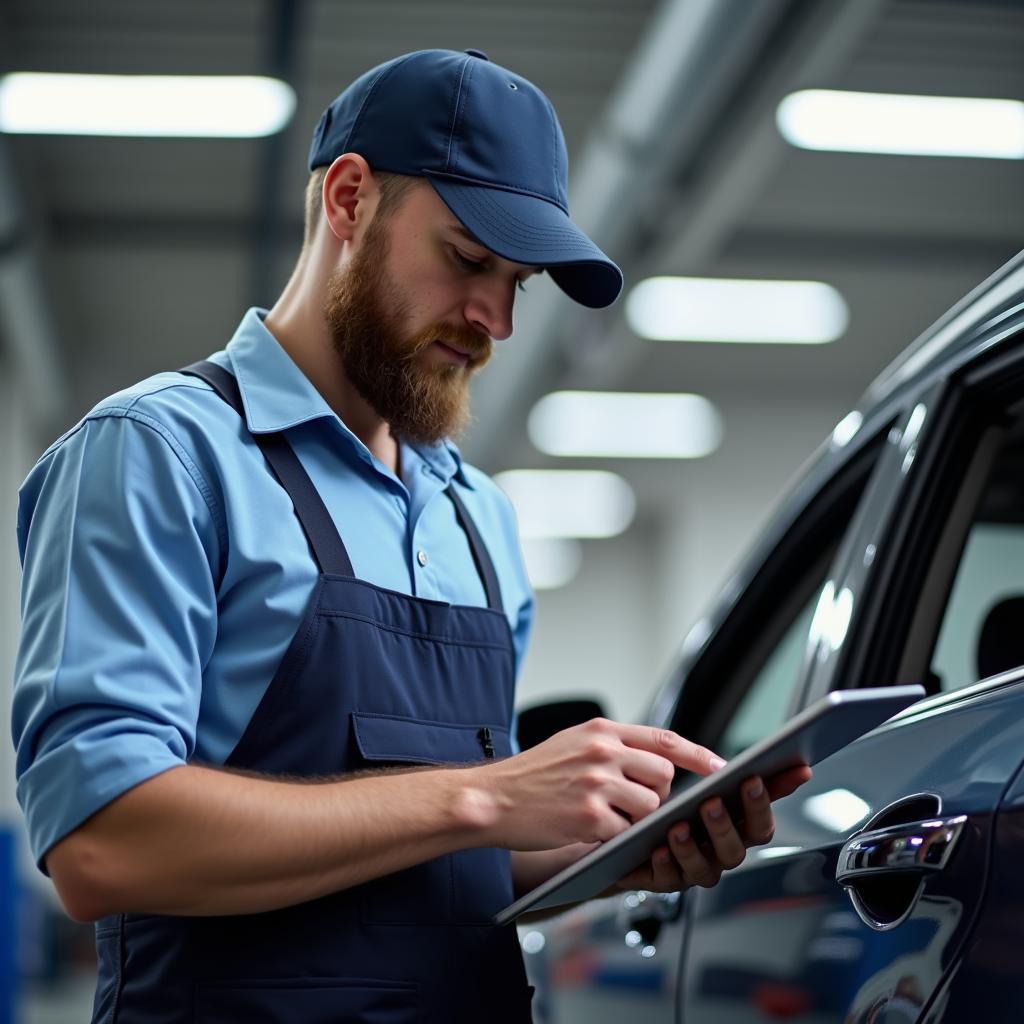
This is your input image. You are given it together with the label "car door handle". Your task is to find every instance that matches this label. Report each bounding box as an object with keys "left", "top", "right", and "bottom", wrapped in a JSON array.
[
  {"left": 836, "top": 814, "right": 966, "bottom": 884},
  {"left": 836, "top": 814, "right": 966, "bottom": 931}
]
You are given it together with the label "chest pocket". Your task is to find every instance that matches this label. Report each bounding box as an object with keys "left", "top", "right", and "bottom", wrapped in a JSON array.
[{"left": 351, "top": 712, "right": 516, "bottom": 926}]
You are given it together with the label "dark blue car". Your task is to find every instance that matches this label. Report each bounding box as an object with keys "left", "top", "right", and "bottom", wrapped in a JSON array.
[{"left": 522, "top": 249, "right": 1024, "bottom": 1023}]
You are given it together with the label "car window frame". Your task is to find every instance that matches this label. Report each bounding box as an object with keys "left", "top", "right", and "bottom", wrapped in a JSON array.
[
  {"left": 658, "top": 424, "right": 892, "bottom": 761},
  {"left": 895, "top": 422, "right": 1004, "bottom": 687},
  {"left": 823, "top": 315, "right": 1024, "bottom": 703},
  {"left": 798, "top": 380, "right": 951, "bottom": 707}
]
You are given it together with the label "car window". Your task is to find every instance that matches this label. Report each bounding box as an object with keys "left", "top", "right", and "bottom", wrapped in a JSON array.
[
  {"left": 669, "top": 430, "right": 889, "bottom": 765},
  {"left": 929, "top": 424, "right": 1024, "bottom": 691},
  {"left": 717, "top": 590, "right": 819, "bottom": 759},
  {"left": 883, "top": 384, "right": 1024, "bottom": 696}
]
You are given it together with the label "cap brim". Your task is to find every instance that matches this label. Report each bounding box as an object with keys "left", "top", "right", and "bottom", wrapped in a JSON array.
[{"left": 426, "top": 174, "right": 623, "bottom": 309}]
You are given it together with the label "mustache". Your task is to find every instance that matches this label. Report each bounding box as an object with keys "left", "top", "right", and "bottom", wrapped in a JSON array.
[{"left": 408, "top": 324, "right": 493, "bottom": 367}]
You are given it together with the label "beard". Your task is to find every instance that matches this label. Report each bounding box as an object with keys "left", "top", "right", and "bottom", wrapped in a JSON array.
[{"left": 323, "top": 216, "right": 492, "bottom": 446}]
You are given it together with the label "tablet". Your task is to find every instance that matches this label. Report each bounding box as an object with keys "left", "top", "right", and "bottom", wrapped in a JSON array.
[{"left": 494, "top": 684, "right": 925, "bottom": 924}]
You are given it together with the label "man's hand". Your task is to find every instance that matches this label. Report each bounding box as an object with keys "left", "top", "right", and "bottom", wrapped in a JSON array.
[
  {"left": 612, "top": 764, "right": 813, "bottom": 894},
  {"left": 467, "top": 718, "right": 730, "bottom": 851}
]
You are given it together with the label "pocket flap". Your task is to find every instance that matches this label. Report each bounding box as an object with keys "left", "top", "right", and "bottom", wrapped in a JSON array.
[{"left": 351, "top": 712, "right": 509, "bottom": 765}]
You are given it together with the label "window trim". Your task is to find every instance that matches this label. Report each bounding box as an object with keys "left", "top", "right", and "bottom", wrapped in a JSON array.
[
  {"left": 895, "top": 423, "right": 1004, "bottom": 687},
  {"left": 806, "top": 380, "right": 958, "bottom": 708},
  {"left": 664, "top": 431, "right": 888, "bottom": 757},
  {"left": 832, "top": 320, "right": 1024, "bottom": 701}
]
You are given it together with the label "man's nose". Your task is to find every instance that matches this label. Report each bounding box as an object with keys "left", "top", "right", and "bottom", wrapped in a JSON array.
[{"left": 464, "top": 280, "right": 515, "bottom": 342}]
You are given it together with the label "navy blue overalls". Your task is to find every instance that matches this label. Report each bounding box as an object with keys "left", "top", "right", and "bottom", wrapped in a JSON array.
[{"left": 91, "top": 360, "right": 534, "bottom": 1023}]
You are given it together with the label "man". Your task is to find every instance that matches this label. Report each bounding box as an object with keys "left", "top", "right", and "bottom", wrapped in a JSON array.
[{"left": 12, "top": 50, "right": 809, "bottom": 1021}]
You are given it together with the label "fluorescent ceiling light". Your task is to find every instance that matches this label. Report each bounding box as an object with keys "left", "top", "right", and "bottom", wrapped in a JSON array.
[
  {"left": 519, "top": 538, "right": 583, "bottom": 590},
  {"left": 0, "top": 73, "right": 295, "bottom": 137},
  {"left": 777, "top": 89, "right": 1024, "bottom": 159},
  {"left": 529, "top": 390, "right": 722, "bottom": 459},
  {"left": 494, "top": 470, "right": 636, "bottom": 540},
  {"left": 626, "top": 276, "right": 848, "bottom": 344}
]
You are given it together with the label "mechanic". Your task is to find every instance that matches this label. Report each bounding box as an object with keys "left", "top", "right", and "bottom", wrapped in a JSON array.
[{"left": 12, "top": 49, "right": 810, "bottom": 1022}]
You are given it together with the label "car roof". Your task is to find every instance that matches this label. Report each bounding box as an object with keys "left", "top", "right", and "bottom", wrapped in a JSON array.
[{"left": 863, "top": 246, "right": 1024, "bottom": 413}]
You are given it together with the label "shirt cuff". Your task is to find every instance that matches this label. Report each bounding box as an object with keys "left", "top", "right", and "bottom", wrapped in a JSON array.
[{"left": 16, "top": 730, "right": 185, "bottom": 874}]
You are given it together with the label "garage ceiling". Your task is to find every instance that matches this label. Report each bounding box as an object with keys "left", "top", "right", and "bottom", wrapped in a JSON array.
[{"left": 1, "top": 0, "right": 1022, "bottom": 492}]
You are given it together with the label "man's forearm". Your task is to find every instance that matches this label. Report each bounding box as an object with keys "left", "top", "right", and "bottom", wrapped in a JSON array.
[{"left": 45, "top": 762, "right": 498, "bottom": 921}]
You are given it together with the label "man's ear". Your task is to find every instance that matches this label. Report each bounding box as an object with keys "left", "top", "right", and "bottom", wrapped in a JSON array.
[{"left": 322, "top": 153, "right": 377, "bottom": 243}]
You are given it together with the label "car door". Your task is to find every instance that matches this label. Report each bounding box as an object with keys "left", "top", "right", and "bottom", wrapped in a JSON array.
[
  {"left": 524, "top": 415, "right": 892, "bottom": 1024},
  {"left": 679, "top": 313, "right": 1024, "bottom": 1023}
]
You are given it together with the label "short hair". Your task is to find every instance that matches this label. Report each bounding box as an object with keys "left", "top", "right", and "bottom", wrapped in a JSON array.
[{"left": 302, "top": 167, "right": 419, "bottom": 248}]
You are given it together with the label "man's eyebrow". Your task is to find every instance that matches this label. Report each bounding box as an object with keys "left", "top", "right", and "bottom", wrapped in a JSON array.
[{"left": 445, "top": 223, "right": 486, "bottom": 247}]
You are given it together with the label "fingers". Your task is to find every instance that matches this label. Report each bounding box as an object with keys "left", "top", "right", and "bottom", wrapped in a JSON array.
[
  {"left": 604, "top": 721, "right": 726, "bottom": 776},
  {"left": 618, "top": 746, "right": 676, "bottom": 803},
  {"left": 699, "top": 798, "right": 747, "bottom": 870},
  {"left": 614, "top": 770, "right": 809, "bottom": 896},
  {"left": 604, "top": 776, "right": 663, "bottom": 824},
  {"left": 738, "top": 777, "right": 775, "bottom": 846},
  {"left": 667, "top": 822, "right": 722, "bottom": 888},
  {"left": 766, "top": 764, "right": 813, "bottom": 800},
  {"left": 649, "top": 844, "right": 685, "bottom": 891}
]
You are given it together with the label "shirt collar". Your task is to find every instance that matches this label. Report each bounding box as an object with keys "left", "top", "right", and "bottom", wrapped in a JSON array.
[
  {"left": 403, "top": 438, "right": 473, "bottom": 490},
  {"left": 225, "top": 307, "right": 474, "bottom": 489}
]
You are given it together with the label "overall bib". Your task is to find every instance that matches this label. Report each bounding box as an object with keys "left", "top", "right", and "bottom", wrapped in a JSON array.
[{"left": 91, "top": 360, "right": 534, "bottom": 1023}]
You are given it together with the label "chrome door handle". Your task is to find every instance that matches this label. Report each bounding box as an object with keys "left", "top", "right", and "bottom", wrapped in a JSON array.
[
  {"left": 836, "top": 814, "right": 967, "bottom": 931},
  {"left": 836, "top": 814, "right": 966, "bottom": 884}
]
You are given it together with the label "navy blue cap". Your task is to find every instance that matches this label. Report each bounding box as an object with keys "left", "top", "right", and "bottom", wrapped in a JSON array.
[{"left": 308, "top": 49, "right": 623, "bottom": 309}]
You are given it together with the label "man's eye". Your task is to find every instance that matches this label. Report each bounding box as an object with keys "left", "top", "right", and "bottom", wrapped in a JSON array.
[{"left": 452, "top": 248, "right": 484, "bottom": 271}]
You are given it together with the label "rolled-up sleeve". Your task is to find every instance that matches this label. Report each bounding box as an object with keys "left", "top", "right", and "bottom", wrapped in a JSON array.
[{"left": 12, "top": 408, "right": 222, "bottom": 871}]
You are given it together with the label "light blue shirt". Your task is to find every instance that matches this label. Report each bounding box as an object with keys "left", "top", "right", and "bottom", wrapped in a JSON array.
[{"left": 12, "top": 308, "right": 534, "bottom": 870}]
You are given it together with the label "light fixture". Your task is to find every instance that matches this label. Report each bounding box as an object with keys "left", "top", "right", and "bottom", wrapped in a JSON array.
[
  {"left": 518, "top": 538, "right": 583, "bottom": 590},
  {"left": 0, "top": 73, "right": 296, "bottom": 137},
  {"left": 777, "top": 89, "right": 1024, "bottom": 159},
  {"left": 626, "top": 276, "right": 848, "bottom": 344},
  {"left": 528, "top": 391, "right": 722, "bottom": 459},
  {"left": 494, "top": 470, "right": 636, "bottom": 540}
]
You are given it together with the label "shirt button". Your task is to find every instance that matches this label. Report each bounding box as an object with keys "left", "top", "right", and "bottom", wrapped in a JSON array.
[{"left": 417, "top": 550, "right": 429, "bottom": 567}]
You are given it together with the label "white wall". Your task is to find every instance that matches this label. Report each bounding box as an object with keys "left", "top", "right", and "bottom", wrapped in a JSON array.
[{"left": 515, "top": 526, "right": 663, "bottom": 724}]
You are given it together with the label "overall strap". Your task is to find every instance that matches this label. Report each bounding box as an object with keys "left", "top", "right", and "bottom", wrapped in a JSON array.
[
  {"left": 180, "top": 360, "right": 355, "bottom": 577},
  {"left": 446, "top": 485, "right": 504, "bottom": 614}
]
